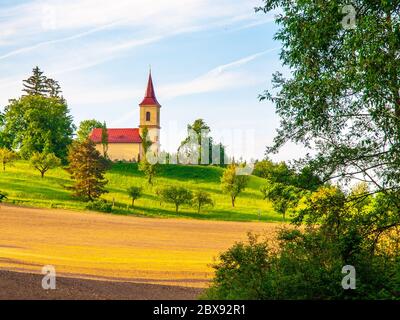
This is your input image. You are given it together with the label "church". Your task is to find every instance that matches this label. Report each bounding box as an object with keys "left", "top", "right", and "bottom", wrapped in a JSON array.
[{"left": 89, "top": 71, "right": 161, "bottom": 162}]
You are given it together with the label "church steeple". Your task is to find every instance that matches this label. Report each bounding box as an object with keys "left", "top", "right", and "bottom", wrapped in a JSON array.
[
  {"left": 139, "top": 69, "right": 161, "bottom": 155},
  {"left": 140, "top": 70, "right": 160, "bottom": 106}
]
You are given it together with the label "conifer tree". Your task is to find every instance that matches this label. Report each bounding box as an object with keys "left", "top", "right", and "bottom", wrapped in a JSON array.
[
  {"left": 22, "top": 66, "right": 48, "bottom": 96},
  {"left": 67, "top": 139, "right": 109, "bottom": 201}
]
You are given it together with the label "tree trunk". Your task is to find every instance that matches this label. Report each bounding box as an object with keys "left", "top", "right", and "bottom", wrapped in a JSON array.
[
  {"left": 231, "top": 197, "right": 235, "bottom": 207},
  {"left": 132, "top": 199, "right": 135, "bottom": 208},
  {"left": 41, "top": 171, "right": 45, "bottom": 178},
  {"left": 198, "top": 203, "right": 201, "bottom": 214},
  {"left": 175, "top": 204, "right": 179, "bottom": 213}
]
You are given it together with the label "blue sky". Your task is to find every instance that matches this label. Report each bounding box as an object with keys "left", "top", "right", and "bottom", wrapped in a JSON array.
[{"left": 0, "top": 0, "right": 306, "bottom": 161}]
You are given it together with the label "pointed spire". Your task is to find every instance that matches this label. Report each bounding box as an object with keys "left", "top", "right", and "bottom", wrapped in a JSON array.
[{"left": 140, "top": 69, "right": 160, "bottom": 106}]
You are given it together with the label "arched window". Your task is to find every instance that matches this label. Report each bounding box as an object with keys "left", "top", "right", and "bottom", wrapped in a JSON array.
[{"left": 146, "top": 111, "right": 151, "bottom": 121}]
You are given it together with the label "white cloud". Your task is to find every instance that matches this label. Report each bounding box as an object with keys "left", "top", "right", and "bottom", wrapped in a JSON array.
[{"left": 159, "top": 48, "right": 278, "bottom": 99}]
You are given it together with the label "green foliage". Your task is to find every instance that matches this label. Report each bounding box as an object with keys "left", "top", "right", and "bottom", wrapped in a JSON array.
[
  {"left": 139, "top": 159, "right": 157, "bottom": 185},
  {"left": 2, "top": 95, "right": 75, "bottom": 160},
  {"left": 85, "top": 199, "right": 112, "bottom": 213},
  {"left": 22, "top": 66, "right": 62, "bottom": 98},
  {"left": 140, "top": 127, "right": 153, "bottom": 158},
  {"left": 76, "top": 119, "right": 103, "bottom": 142},
  {"left": 160, "top": 186, "right": 193, "bottom": 213},
  {"left": 101, "top": 121, "right": 108, "bottom": 158},
  {"left": 0, "top": 161, "right": 281, "bottom": 222},
  {"left": 0, "top": 148, "right": 18, "bottom": 171},
  {"left": 66, "top": 139, "right": 109, "bottom": 201},
  {"left": 254, "top": 159, "right": 322, "bottom": 191},
  {"left": 221, "top": 164, "right": 249, "bottom": 207},
  {"left": 192, "top": 190, "right": 214, "bottom": 213},
  {"left": 127, "top": 186, "right": 142, "bottom": 207},
  {"left": 258, "top": 1, "right": 400, "bottom": 208},
  {"left": 30, "top": 152, "right": 61, "bottom": 178},
  {"left": 205, "top": 186, "right": 400, "bottom": 299},
  {"left": 261, "top": 182, "right": 301, "bottom": 221},
  {"left": 178, "top": 119, "right": 227, "bottom": 166}
]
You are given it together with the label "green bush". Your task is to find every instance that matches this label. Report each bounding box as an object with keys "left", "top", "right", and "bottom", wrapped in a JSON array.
[
  {"left": 204, "top": 186, "right": 400, "bottom": 300},
  {"left": 204, "top": 229, "right": 400, "bottom": 300},
  {"left": 85, "top": 199, "right": 112, "bottom": 213}
]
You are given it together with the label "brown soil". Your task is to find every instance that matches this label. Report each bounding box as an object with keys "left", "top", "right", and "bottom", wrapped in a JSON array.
[{"left": 0, "top": 270, "right": 202, "bottom": 300}]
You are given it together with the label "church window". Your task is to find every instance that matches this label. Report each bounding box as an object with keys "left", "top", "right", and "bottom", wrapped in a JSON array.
[{"left": 146, "top": 111, "right": 151, "bottom": 121}]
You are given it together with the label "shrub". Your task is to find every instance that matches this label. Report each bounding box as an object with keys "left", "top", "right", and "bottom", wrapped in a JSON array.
[
  {"left": 204, "top": 186, "right": 400, "bottom": 300},
  {"left": 204, "top": 228, "right": 400, "bottom": 300},
  {"left": 85, "top": 199, "right": 112, "bottom": 213}
]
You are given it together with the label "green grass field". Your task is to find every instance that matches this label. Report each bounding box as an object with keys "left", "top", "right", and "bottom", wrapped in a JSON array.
[{"left": 0, "top": 160, "right": 282, "bottom": 222}]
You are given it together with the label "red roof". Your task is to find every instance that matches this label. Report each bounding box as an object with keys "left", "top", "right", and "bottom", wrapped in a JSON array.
[
  {"left": 139, "top": 71, "right": 160, "bottom": 106},
  {"left": 89, "top": 128, "right": 142, "bottom": 144}
]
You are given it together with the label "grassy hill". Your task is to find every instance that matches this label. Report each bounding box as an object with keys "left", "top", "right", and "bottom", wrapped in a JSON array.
[{"left": 0, "top": 160, "right": 282, "bottom": 222}]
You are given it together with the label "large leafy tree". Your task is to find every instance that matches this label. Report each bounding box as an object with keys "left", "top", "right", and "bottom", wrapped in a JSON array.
[
  {"left": 76, "top": 119, "right": 103, "bottom": 142},
  {"left": 258, "top": 1, "right": 400, "bottom": 205},
  {"left": 2, "top": 95, "right": 75, "bottom": 160},
  {"left": 2, "top": 68, "right": 74, "bottom": 159},
  {"left": 66, "top": 139, "right": 109, "bottom": 201}
]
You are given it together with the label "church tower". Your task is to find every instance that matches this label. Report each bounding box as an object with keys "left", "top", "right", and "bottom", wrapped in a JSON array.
[{"left": 139, "top": 70, "right": 161, "bottom": 155}]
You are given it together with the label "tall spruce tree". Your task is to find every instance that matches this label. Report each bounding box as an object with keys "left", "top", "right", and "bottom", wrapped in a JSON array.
[
  {"left": 22, "top": 66, "right": 48, "bottom": 96},
  {"left": 22, "top": 66, "right": 63, "bottom": 99},
  {"left": 67, "top": 139, "right": 109, "bottom": 201}
]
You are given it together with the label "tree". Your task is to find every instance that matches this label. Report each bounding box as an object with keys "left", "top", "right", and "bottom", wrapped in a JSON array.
[
  {"left": 66, "top": 139, "right": 109, "bottom": 201},
  {"left": 253, "top": 159, "right": 294, "bottom": 184},
  {"left": 192, "top": 190, "right": 214, "bottom": 213},
  {"left": 138, "top": 126, "right": 158, "bottom": 184},
  {"left": 76, "top": 120, "right": 103, "bottom": 142},
  {"left": 205, "top": 186, "right": 400, "bottom": 300},
  {"left": 2, "top": 95, "right": 75, "bottom": 160},
  {"left": 258, "top": 1, "right": 400, "bottom": 208},
  {"left": 30, "top": 152, "right": 61, "bottom": 178},
  {"left": 45, "top": 78, "right": 63, "bottom": 99},
  {"left": 22, "top": 66, "right": 63, "bottom": 99},
  {"left": 101, "top": 121, "right": 108, "bottom": 158},
  {"left": 140, "top": 126, "right": 153, "bottom": 158},
  {"left": 139, "top": 159, "right": 157, "bottom": 185},
  {"left": 22, "top": 66, "right": 48, "bottom": 96},
  {"left": 221, "top": 164, "right": 249, "bottom": 207},
  {"left": 179, "top": 119, "right": 210, "bottom": 164},
  {"left": 160, "top": 186, "right": 193, "bottom": 213},
  {"left": 0, "top": 148, "right": 18, "bottom": 171},
  {"left": 127, "top": 186, "right": 142, "bottom": 207},
  {"left": 254, "top": 159, "right": 322, "bottom": 191},
  {"left": 262, "top": 182, "right": 302, "bottom": 221}
]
